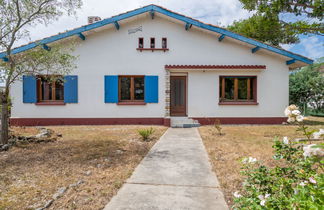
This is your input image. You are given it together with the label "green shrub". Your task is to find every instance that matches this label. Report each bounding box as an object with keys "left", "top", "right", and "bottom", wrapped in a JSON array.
[
  {"left": 138, "top": 127, "right": 155, "bottom": 141},
  {"left": 233, "top": 105, "right": 324, "bottom": 209}
]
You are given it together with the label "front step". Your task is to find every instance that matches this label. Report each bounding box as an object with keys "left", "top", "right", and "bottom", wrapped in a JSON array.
[{"left": 171, "top": 117, "right": 200, "bottom": 128}]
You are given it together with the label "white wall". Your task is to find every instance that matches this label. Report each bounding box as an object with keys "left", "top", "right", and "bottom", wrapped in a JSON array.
[{"left": 11, "top": 13, "right": 289, "bottom": 118}]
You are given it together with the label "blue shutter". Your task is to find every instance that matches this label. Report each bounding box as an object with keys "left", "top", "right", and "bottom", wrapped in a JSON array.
[
  {"left": 144, "top": 76, "right": 158, "bottom": 103},
  {"left": 64, "top": 75, "right": 78, "bottom": 103},
  {"left": 23, "top": 75, "right": 37, "bottom": 103},
  {"left": 105, "top": 75, "right": 118, "bottom": 103}
]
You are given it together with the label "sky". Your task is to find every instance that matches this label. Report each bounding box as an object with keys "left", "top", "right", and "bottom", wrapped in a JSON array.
[{"left": 22, "top": 0, "right": 324, "bottom": 61}]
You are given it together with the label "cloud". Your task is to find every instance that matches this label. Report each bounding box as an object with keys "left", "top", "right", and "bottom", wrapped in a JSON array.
[{"left": 299, "top": 36, "right": 324, "bottom": 59}]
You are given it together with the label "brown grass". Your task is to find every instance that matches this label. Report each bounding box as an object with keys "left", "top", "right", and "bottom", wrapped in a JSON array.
[
  {"left": 0, "top": 125, "right": 167, "bottom": 210},
  {"left": 199, "top": 117, "right": 324, "bottom": 207}
]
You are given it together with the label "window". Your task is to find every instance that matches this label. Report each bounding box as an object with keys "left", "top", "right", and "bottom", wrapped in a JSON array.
[
  {"left": 162, "top": 38, "right": 167, "bottom": 48},
  {"left": 138, "top": 37, "right": 144, "bottom": 48},
  {"left": 219, "top": 76, "right": 257, "bottom": 104},
  {"left": 37, "top": 76, "right": 64, "bottom": 102},
  {"left": 150, "top": 38, "right": 155, "bottom": 48},
  {"left": 119, "top": 76, "right": 144, "bottom": 102}
]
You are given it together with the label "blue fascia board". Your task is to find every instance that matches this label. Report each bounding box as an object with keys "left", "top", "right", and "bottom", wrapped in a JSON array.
[
  {"left": 152, "top": 5, "right": 313, "bottom": 64},
  {"left": 218, "top": 34, "right": 225, "bottom": 42},
  {"left": 0, "top": 4, "right": 313, "bottom": 65},
  {"left": 114, "top": 21, "right": 120, "bottom": 30},
  {"left": 286, "top": 59, "right": 296, "bottom": 65},
  {"left": 0, "top": 5, "right": 153, "bottom": 59},
  {"left": 78, "top": 32, "right": 86, "bottom": 40}
]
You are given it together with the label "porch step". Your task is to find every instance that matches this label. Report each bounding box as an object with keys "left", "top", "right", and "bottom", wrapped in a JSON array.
[{"left": 170, "top": 117, "right": 200, "bottom": 128}]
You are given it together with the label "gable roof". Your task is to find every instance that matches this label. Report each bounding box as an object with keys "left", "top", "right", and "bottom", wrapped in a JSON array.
[{"left": 0, "top": 4, "right": 313, "bottom": 66}]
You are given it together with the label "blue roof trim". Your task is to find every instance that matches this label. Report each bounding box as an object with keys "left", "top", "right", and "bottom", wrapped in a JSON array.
[{"left": 0, "top": 4, "right": 313, "bottom": 65}]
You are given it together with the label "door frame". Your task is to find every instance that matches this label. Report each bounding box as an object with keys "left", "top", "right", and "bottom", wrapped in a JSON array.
[{"left": 170, "top": 75, "right": 188, "bottom": 116}]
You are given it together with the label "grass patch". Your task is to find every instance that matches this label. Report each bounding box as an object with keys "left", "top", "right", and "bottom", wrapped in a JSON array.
[
  {"left": 0, "top": 125, "right": 167, "bottom": 210},
  {"left": 199, "top": 117, "right": 323, "bottom": 207}
]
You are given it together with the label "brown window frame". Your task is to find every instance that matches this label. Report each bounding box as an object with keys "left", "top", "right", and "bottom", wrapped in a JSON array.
[
  {"left": 37, "top": 75, "right": 64, "bottom": 103},
  {"left": 138, "top": 37, "right": 144, "bottom": 48},
  {"left": 118, "top": 75, "right": 145, "bottom": 103},
  {"left": 150, "top": 37, "right": 155, "bottom": 48},
  {"left": 219, "top": 76, "right": 258, "bottom": 105},
  {"left": 162, "top": 38, "right": 167, "bottom": 49}
]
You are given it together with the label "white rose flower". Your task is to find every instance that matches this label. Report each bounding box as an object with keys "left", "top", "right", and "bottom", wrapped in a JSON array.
[
  {"left": 296, "top": 115, "right": 304, "bottom": 122},
  {"left": 248, "top": 157, "right": 257, "bottom": 163},
  {"left": 299, "top": 181, "right": 308, "bottom": 187},
  {"left": 284, "top": 107, "right": 291, "bottom": 117},
  {"left": 309, "top": 177, "right": 317, "bottom": 184},
  {"left": 283, "top": 137, "right": 289, "bottom": 144},
  {"left": 287, "top": 117, "right": 296, "bottom": 123},
  {"left": 319, "top": 129, "right": 324, "bottom": 135},
  {"left": 292, "top": 110, "right": 301, "bottom": 115},
  {"left": 260, "top": 200, "right": 266, "bottom": 206},
  {"left": 233, "top": 191, "right": 242, "bottom": 198},
  {"left": 313, "top": 132, "right": 321, "bottom": 139},
  {"left": 258, "top": 195, "right": 264, "bottom": 200}
]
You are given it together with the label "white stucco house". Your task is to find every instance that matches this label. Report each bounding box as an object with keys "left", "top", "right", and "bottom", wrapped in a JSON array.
[{"left": 1, "top": 5, "right": 313, "bottom": 127}]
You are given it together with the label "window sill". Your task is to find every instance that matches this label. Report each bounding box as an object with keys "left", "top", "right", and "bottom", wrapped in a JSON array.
[
  {"left": 137, "top": 48, "right": 169, "bottom": 52},
  {"left": 117, "top": 102, "right": 146, "bottom": 105},
  {"left": 219, "top": 101, "right": 259, "bottom": 105},
  {"left": 36, "top": 101, "right": 66, "bottom": 106}
]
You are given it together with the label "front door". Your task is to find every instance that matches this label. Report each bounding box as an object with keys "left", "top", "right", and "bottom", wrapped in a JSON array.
[{"left": 170, "top": 76, "right": 187, "bottom": 116}]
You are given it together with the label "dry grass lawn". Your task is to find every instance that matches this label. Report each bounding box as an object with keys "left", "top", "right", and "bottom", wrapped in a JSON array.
[
  {"left": 199, "top": 117, "right": 324, "bottom": 207},
  {"left": 0, "top": 125, "right": 167, "bottom": 210}
]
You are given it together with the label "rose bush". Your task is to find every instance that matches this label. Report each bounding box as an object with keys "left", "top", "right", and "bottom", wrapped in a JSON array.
[{"left": 233, "top": 105, "right": 323, "bottom": 209}]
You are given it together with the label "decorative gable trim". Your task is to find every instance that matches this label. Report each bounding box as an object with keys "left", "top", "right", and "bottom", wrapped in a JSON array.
[{"left": 165, "top": 65, "right": 266, "bottom": 70}]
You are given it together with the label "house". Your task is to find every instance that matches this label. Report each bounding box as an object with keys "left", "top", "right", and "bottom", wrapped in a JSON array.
[{"left": 1, "top": 5, "right": 313, "bottom": 127}]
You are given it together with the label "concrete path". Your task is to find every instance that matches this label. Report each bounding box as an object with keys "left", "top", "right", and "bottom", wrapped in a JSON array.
[{"left": 104, "top": 128, "right": 228, "bottom": 210}]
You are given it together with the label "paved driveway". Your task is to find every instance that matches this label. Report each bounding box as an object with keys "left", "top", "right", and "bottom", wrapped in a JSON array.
[{"left": 104, "top": 128, "right": 228, "bottom": 210}]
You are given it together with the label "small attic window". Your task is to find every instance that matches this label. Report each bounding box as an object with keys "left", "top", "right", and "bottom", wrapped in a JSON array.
[
  {"left": 162, "top": 38, "right": 167, "bottom": 48},
  {"left": 138, "top": 38, "right": 144, "bottom": 48},
  {"left": 150, "top": 38, "right": 155, "bottom": 48}
]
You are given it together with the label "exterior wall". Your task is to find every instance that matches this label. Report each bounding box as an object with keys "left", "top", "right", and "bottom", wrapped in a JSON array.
[{"left": 10, "top": 13, "right": 289, "bottom": 124}]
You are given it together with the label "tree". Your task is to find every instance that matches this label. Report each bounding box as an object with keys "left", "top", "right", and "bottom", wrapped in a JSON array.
[
  {"left": 0, "top": 0, "right": 82, "bottom": 145},
  {"left": 228, "top": 0, "right": 323, "bottom": 45},
  {"left": 289, "top": 59, "right": 324, "bottom": 113},
  {"left": 228, "top": 15, "right": 299, "bottom": 46}
]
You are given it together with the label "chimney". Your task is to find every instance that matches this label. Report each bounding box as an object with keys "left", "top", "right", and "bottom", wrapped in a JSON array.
[{"left": 88, "top": 16, "right": 101, "bottom": 24}]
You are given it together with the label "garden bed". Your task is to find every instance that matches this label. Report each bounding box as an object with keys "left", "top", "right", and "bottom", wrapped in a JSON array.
[
  {"left": 199, "top": 117, "right": 324, "bottom": 207},
  {"left": 0, "top": 125, "right": 167, "bottom": 210}
]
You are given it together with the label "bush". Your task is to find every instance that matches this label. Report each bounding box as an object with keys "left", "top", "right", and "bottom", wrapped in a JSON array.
[
  {"left": 138, "top": 127, "right": 155, "bottom": 141},
  {"left": 233, "top": 105, "right": 324, "bottom": 209}
]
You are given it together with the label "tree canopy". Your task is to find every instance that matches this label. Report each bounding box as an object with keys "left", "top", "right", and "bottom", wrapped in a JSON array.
[
  {"left": 289, "top": 58, "right": 324, "bottom": 113},
  {"left": 228, "top": 0, "right": 324, "bottom": 46}
]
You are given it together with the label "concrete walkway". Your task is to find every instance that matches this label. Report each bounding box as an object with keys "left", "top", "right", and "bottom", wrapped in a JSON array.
[{"left": 104, "top": 128, "right": 228, "bottom": 210}]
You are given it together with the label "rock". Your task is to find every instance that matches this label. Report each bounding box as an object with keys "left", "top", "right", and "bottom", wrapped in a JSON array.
[
  {"left": 116, "top": 150, "right": 124, "bottom": 155},
  {"left": 69, "top": 179, "right": 84, "bottom": 188},
  {"left": 85, "top": 170, "right": 91, "bottom": 176},
  {"left": 44, "top": 199, "right": 54, "bottom": 208},
  {"left": 1, "top": 144, "right": 9, "bottom": 151},
  {"left": 56, "top": 133, "right": 63, "bottom": 137},
  {"left": 97, "top": 164, "right": 102, "bottom": 168},
  {"left": 104, "top": 158, "right": 111, "bottom": 162},
  {"left": 52, "top": 187, "right": 67, "bottom": 200}
]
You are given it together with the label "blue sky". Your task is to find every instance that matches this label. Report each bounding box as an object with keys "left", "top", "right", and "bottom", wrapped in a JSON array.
[{"left": 22, "top": 0, "right": 323, "bottom": 60}]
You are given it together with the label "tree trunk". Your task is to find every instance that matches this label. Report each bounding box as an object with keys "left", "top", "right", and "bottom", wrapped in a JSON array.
[{"left": 0, "top": 93, "right": 9, "bottom": 145}]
